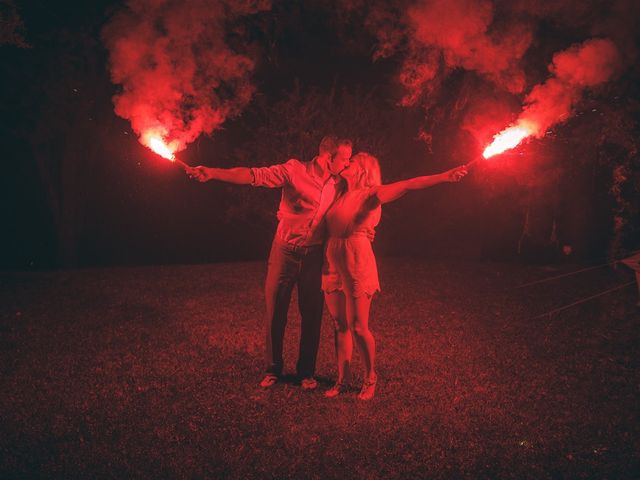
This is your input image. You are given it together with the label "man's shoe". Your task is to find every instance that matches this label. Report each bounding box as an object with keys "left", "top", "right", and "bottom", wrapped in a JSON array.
[
  {"left": 260, "top": 374, "right": 278, "bottom": 388},
  {"left": 301, "top": 377, "right": 318, "bottom": 390}
]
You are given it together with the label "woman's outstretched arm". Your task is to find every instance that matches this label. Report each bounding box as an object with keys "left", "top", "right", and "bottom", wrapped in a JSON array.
[{"left": 372, "top": 165, "right": 467, "bottom": 204}]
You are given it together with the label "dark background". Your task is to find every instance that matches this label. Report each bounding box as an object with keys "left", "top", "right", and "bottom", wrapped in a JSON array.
[{"left": 1, "top": 0, "right": 638, "bottom": 269}]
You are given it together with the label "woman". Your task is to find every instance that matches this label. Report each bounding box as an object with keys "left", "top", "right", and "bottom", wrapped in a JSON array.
[{"left": 322, "top": 152, "right": 467, "bottom": 400}]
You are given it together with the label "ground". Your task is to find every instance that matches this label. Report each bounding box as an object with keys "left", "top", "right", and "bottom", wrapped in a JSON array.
[{"left": 1, "top": 258, "right": 638, "bottom": 479}]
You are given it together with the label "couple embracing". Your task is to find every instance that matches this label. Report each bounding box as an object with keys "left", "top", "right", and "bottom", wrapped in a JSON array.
[{"left": 187, "top": 136, "right": 467, "bottom": 400}]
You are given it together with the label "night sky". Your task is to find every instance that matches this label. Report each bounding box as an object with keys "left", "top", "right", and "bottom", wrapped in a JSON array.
[{"left": 2, "top": 0, "right": 639, "bottom": 269}]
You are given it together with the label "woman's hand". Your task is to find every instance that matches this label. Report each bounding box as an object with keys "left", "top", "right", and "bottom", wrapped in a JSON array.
[{"left": 444, "top": 165, "right": 468, "bottom": 183}]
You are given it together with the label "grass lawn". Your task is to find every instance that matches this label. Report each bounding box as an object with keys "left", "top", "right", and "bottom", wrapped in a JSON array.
[{"left": 1, "top": 258, "right": 638, "bottom": 479}]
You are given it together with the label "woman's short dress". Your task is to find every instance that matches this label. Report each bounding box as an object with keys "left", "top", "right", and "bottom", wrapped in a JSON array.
[{"left": 322, "top": 188, "right": 382, "bottom": 297}]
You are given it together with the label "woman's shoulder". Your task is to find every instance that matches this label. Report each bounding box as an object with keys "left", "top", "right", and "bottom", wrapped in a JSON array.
[
  {"left": 341, "top": 188, "right": 372, "bottom": 205},
  {"left": 358, "top": 187, "right": 381, "bottom": 205},
  {"left": 353, "top": 187, "right": 381, "bottom": 217}
]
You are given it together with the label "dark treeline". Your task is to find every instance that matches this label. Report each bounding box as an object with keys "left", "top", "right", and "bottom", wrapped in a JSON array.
[{"left": 1, "top": 1, "right": 638, "bottom": 269}]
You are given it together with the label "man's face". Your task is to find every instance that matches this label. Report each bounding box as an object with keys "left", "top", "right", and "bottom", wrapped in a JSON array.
[
  {"left": 328, "top": 144, "right": 352, "bottom": 175},
  {"left": 338, "top": 157, "right": 361, "bottom": 181}
]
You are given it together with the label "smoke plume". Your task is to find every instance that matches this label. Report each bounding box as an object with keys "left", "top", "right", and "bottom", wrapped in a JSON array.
[
  {"left": 343, "top": 0, "right": 634, "bottom": 120},
  {"left": 102, "top": 0, "right": 270, "bottom": 154},
  {"left": 517, "top": 38, "right": 622, "bottom": 137},
  {"left": 406, "top": 0, "right": 532, "bottom": 97}
]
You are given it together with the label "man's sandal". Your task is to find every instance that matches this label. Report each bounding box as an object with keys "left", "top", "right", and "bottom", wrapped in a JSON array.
[
  {"left": 260, "top": 374, "right": 278, "bottom": 388},
  {"left": 301, "top": 377, "right": 318, "bottom": 390}
]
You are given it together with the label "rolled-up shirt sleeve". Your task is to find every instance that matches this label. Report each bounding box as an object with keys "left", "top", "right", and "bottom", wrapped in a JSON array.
[{"left": 250, "top": 159, "right": 296, "bottom": 188}]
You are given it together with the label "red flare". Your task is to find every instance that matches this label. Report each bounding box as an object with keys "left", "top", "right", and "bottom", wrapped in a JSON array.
[
  {"left": 482, "top": 121, "right": 536, "bottom": 159},
  {"left": 141, "top": 130, "right": 190, "bottom": 170},
  {"left": 141, "top": 130, "right": 177, "bottom": 160},
  {"left": 148, "top": 136, "right": 175, "bottom": 161}
]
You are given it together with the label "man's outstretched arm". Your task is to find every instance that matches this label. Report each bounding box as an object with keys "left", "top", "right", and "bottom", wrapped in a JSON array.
[
  {"left": 187, "top": 160, "right": 293, "bottom": 188},
  {"left": 187, "top": 166, "right": 254, "bottom": 185}
]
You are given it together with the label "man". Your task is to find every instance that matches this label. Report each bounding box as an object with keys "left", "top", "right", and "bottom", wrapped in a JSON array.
[{"left": 187, "top": 137, "right": 353, "bottom": 389}]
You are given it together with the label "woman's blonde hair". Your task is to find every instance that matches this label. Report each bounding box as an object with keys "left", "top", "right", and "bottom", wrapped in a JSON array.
[{"left": 352, "top": 152, "right": 382, "bottom": 188}]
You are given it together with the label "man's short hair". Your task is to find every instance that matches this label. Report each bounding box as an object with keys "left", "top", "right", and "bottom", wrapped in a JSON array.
[
  {"left": 319, "top": 135, "right": 338, "bottom": 155},
  {"left": 337, "top": 138, "right": 353, "bottom": 149}
]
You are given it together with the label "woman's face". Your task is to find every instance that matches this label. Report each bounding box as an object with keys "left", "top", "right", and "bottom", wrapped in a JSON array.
[{"left": 339, "top": 159, "right": 362, "bottom": 182}]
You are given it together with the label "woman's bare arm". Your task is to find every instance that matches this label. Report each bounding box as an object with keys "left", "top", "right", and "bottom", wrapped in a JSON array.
[{"left": 372, "top": 165, "right": 467, "bottom": 205}]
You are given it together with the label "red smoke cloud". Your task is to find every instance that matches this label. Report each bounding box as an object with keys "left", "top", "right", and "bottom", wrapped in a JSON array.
[
  {"left": 402, "top": 0, "right": 532, "bottom": 104},
  {"left": 353, "top": 1, "right": 628, "bottom": 155},
  {"left": 552, "top": 38, "right": 622, "bottom": 87},
  {"left": 344, "top": 0, "right": 631, "bottom": 123},
  {"left": 103, "top": 0, "right": 270, "bottom": 155},
  {"left": 518, "top": 38, "right": 622, "bottom": 138}
]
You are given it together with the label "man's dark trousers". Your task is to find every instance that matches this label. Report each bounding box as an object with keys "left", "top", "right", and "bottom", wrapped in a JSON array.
[{"left": 264, "top": 237, "right": 324, "bottom": 378}]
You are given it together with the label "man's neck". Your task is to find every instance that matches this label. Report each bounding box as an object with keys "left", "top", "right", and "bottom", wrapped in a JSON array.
[{"left": 312, "top": 156, "right": 331, "bottom": 182}]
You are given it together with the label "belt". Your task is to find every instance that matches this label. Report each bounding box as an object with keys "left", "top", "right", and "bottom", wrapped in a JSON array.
[{"left": 276, "top": 237, "right": 323, "bottom": 255}]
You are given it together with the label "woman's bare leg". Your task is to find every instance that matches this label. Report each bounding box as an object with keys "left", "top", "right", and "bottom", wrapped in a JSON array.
[
  {"left": 346, "top": 293, "right": 376, "bottom": 383},
  {"left": 324, "top": 291, "right": 352, "bottom": 385}
]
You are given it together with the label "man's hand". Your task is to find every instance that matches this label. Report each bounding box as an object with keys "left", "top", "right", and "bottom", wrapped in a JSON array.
[
  {"left": 444, "top": 165, "right": 468, "bottom": 183},
  {"left": 186, "top": 166, "right": 213, "bottom": 182}
]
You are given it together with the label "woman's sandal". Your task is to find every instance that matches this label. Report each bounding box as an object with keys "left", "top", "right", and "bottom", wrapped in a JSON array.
[
  {"left": 324, "top": 382, "right": 348, "bottom": 398},
  {"left": 357, "top": 376, "right": 377, "bottom": 401}
]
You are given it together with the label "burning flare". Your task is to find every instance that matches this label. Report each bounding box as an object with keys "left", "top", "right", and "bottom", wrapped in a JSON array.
[
  {"left": 140, "top": 129, "right": 192, "bottom": 171},
  {"left": 141, "top": 130, "right": 177, "bottom": 161},
  {"left": 482, "top": 121, "right": 536, "bottom": 159},
  {"left": 148, "top": 137, "right": 175, "bottom": 161}
]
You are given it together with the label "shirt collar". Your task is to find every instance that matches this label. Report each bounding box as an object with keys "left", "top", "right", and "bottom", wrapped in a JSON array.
[{"left": 309, "top": 156, "right": 333, "bottom": 184}]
